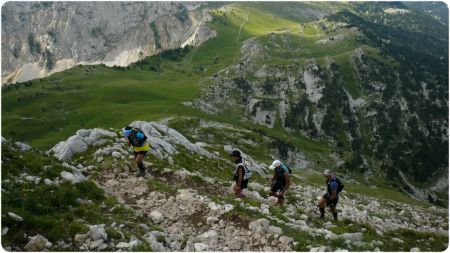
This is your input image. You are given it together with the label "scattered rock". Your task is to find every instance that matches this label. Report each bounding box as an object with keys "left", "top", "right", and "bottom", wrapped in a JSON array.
[
  {"left": 8, "top": 212, "right": 23, "bottom": 222},
  {"left": 279, "top": 235, "right": 294, "bottom": 244},
  {"left": 14, "top": 142, "right": 32, "bottom": 151},
  {"left": 268, "top": 225, "right": 283, "bottom": 235},
  {"left": 249, "top": 218, "right": 270, "bottom": 234},
  {"left": 74, "top": 233, "right": 89, "bottom": 242},
  {"left": 150, "top": 210, "right": 164, "bottom": 224},
  {"left": 227, "top": 239, "right": 243, "bottom": 250},
  {"left": 392, "top": 237, "right": 405, "bottom": 244},
  {"left": 24, "top": 234, "right": 52, "bottom": 251},
  {"left": 115, "top": 241, "right": 129, "bottom": 248},
  {"left": 89, "top": 224, "right": 107, "bottom": 241},
  {"left": 60, "top": 171, "right": 86, "bottom": 184},
  {"left": 339, "top": 232, "right": 363, "bottom": 242},
  {"left": 2, "top": 227, "right": 9, "bottom": 236},
  {"left": 310, "top": 245, "right": 332, "bottom": 252},
  {"left": 206, "top": 217, "right": 219, "bottom": 224},
  {"left": 194, "top": 242, "right": 209, "bottom": 251}
]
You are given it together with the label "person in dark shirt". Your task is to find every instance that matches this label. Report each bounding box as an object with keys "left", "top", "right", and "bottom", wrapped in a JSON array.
[
  {"left": 268, "top": 160, "right": 291, "bottom": 206},
  {"left": 318, "top": 169, "right": 341, "bottom": 220}
]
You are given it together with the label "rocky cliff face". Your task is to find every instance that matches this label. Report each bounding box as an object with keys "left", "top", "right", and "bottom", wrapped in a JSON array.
[
  {"left": 1, "top": 2, "right": 216, "bottom": 84},
  {"left": 186, "top": 4, "right": 448, "bottom": 198}
]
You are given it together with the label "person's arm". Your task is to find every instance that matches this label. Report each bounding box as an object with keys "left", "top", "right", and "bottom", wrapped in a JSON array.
[
  {"left": 271, "top": 170, "right": 276, "bottom": 184},
  {"left": 280, "top": 173, "right": 291, "bottom": 195},
  {"left": 237, "top": 166, "right": 244, "bottom": 188},
  {"left": 330, "top": 181, "right": 338, "bottom": 200}
]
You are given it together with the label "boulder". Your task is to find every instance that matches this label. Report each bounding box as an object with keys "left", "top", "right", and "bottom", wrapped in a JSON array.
[
  {"left": 227, "top": 239, "right": 243, "bottom": 250},
  {"left": 206, "top": 217, "right": 219, "bottom": 224},
  {"left": 89, "top": 224, "right": 107, "bottom": 241},
  {"left": 2, "top": 227, "right": 9, "bottom": 236},
  {"left": 199, "top": 230, "right": 218, "bottom": 247},
  {"left": 310, "top": 246, "right": 332, "bottom": 252},
  {"left": 14, "top": 142, "right": 32, "bottom": 151},
  {"left": 8, "top": 212, "right": 23, "bottom": 222},
  {"left": 392, "top": 238, "right": 405, "bottom": 244},
  {"left": 76, "top": 129, "right": 91, "bottom": 137},
  {"left": 50, "top": 135, "right": 88, "bottom": 161},
  {"left": 74, "top": 233, "right": 89, "bottom": 242},
  {"left": 249, "top": 218, "right": 270, "bottom": 234},
  {"left": 279, "top": 235, "right": 294, "bottom": 244},
  {"left": 116, "top": 242, "right": 130, "bottom": 249},
  {"left": 24, "top": 234, "right": 52, "bottom": 251},
  {"left": 339, "top": 232, "right": 363, "bottom": 242},
  {"left": 90, "top": 239, "right": 104, "bottom": 249},
  {"left": 410, "top": 247, "right": 421, "bottom": 252},
  {"left": 112, "top": 151, "right": 122, "bottom": 159},
  {"left": 150, "top": 210, "right": 164, "bottom": 224},
  {"left": 60, "top": 171, "right": 86, "bottom": 184},
  {"left": 268, "top": 226, "right": 283, "bottom": 235},
  {"left": 194, "top": 243, "right": 209, "bottom": 251}
]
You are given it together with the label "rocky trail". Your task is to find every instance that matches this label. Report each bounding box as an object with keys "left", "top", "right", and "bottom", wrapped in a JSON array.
[{"left": 2, "top": 119, "right": 448, "bottom": 251}]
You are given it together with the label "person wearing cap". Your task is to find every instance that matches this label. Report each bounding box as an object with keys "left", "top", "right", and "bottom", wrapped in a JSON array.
[
  {"left": 268, "top": 160, "right": 291, "bottom": 206},
  {"left": 230, "top": 150, "right": 252, "bottom": 198},
  {"left": 123, "top": 126, "right": 151, "bottom": 177},
  {"left": 318, "top": 169, "right": 342, "bottom": 220}
]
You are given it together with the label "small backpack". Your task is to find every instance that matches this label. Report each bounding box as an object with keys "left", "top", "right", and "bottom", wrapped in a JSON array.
[
  {"left": 235, "top": 160, "right": 252, "bottom": 180},
  {"left": 128, "top": 128, "right": 147, "bottom": 147},
  {"left": 335, "top": 177, "right": 344, "bottom": 193},
  {"left": 283, "top": 163, "right": 292, "bottom": 176}
]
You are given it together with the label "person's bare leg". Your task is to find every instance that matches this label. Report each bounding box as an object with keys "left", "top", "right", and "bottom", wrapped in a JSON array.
[
  {"left": 319, "top": 198, "right": 327, "bottom": 218},
  {"left": 135, "top": 154, "right": 146, "bottom": 176},
  {"left": 330, "top": 205, "right": 337, "bottom": 220}
]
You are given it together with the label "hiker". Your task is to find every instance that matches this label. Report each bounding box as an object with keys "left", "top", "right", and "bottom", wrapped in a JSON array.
[
  {"left": 268, "top": 160, "right": 291, "bottom": 206},
  {"left": 318, "top": 169, "right": 343, "bottom": 220},
  {"left": 123, "top": 126, "right": 150, "bottom": 177},
  {"left": 230, "top": 150, "right": 252, "bottom": 198}
]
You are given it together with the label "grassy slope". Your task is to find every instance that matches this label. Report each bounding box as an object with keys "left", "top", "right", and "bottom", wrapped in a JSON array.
[{"left": 1, "top": 3, "right": 300, "bottom": 150}]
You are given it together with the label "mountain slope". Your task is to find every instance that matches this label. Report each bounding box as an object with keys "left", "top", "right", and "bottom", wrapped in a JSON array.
[
  {"left": 1, "top": 1, "right": 448, "bottom": 221},
  {"left": 1, "top": 119, "right": 448, "bottom": 251},
  {"left": 1, "top": 2, "right": 215, "bottom": 83}
]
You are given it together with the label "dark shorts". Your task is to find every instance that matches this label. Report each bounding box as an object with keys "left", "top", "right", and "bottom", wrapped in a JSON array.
[
  {"left": 134, "top": 151, "right": 148, "bottom": 157},
  {"left": 323, "top": 193, "right": 339, "bottom": 206},
  {"left": 236, "top": 178, "right": 249, "bottom": 189},
  {"left": 271, "top": 181, "right": 285, "bottom": 193}
]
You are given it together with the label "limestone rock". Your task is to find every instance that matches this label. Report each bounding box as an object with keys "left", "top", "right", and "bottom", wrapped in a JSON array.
[
  {"left": 8, "top": 212, "right": 23, "bottom": 222},
  {"left": 150, "top": 210, "right": 164, "bottom": 224},
  {"left": 24, "top": 234, "right": 52, "bottom": 251}
]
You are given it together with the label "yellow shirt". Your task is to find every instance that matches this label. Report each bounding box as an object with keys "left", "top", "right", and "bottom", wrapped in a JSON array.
[{"left": 133, "top": 142, "right": 150, "bottom": 152}]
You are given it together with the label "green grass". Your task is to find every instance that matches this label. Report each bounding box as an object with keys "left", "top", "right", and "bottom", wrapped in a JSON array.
[
  {"left": 1, "top": 143, "right": 157, "bottom": 250},
  {"left": 333, "top": 52, "right": 361, "bottom": 98}
]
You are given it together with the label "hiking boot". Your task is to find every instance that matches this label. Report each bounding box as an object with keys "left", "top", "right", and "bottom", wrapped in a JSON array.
[
  {"left": 319, "top": 207, "right": 325, "bottom": 219},
  {"left": 333, "top": 212, "right": 338, "bottom": 221}
]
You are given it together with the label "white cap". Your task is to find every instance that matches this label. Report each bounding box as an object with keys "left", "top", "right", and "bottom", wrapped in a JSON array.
[
  {"left": 323, "top": 169, "right": 332, "bottom": 176},
  {"left": 269, "top": 160, "right": 281, "bottom": 170}
]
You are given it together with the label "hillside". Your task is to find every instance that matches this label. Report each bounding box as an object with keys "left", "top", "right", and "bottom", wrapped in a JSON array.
[
  {"left": 1, "top": 2, "right": 449, "bottom": 251},
  {"left": 1, "top": 2, "right": 215, "bottom": 83},
  {"left": 1, "top": 119, "right": 448, "bottom": 251}
]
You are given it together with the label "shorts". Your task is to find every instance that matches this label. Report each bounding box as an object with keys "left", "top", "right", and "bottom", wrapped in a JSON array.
[
  {"left": 271, "top": 181, "right": 285, "bottom": 193},
  {"left": 236, "top": 178, "right": 249, "bottom": 189},
  {"left": 323, "top": 193, "right": 339, "bottom": 206},
  {"left": 134, "top": 151, "right": 148, "bottom": 158}
]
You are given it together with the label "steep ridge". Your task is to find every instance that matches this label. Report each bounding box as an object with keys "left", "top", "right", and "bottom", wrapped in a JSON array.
[
  {"left": 2, "top": 118, "right": 447, "bottom": 251},
  {"left": 1, "top": 2, "right": 215, "bottom": 83}
]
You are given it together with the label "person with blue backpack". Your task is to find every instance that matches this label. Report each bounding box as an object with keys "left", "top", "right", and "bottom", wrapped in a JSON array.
[
  {"left": 123, "top": 126, "right": 151, "bottom": 178},
  {"left": 319, "top": 169, "right": 344, "bottom": 220},
  {"left": 268, "top": 160, "right": 291, "bottom": 206}
]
